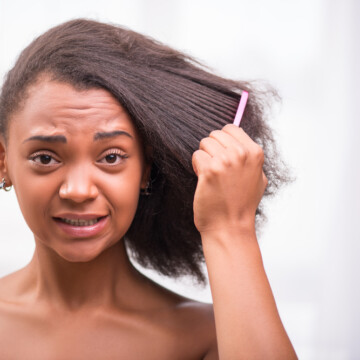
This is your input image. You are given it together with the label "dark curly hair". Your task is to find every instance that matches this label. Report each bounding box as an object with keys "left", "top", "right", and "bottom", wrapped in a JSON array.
[{"left": 0, "top": 19, "right": 290, "bottom": 284}]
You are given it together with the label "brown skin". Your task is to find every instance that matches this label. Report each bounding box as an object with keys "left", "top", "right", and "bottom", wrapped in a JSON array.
[
  {"left": 0, "top": 80, "right": 217, "bottom": 360},
  {"left": 0, "top": 79, "right": 297, "bottom": 359},
  {"left": 193, "top": 128, "right": 297, "bottom": 359}
]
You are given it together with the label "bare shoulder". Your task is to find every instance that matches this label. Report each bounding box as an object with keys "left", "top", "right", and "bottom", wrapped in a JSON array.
[
  {"left": 171, "top": 298, "right": 219, "bottom": 360},
  {"left": 138, "top": 276, "right": 219, "bottom": 359},
  {"left": 0, "top": 269, "right": 30, "bottom": 337},
  {"left": 174, "top": 299, "right": 215, "bottom": 330},
  {"left": 0, "top": 268, "right": 25, "bottom": 301}
]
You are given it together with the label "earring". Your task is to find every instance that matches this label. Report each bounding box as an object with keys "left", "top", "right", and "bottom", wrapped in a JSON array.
[
  {"left": 0, "top": 178, "right": 12, "bottom": 192},
  {"left": 140, "top": 181, "right": 152, "bottom": 196}
]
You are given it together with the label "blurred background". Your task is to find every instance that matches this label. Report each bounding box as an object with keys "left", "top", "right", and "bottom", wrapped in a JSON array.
[{"left": 0, "top": 0, "right": 359, "bottom": 359}]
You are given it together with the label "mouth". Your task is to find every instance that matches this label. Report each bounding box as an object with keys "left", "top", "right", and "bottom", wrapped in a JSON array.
[
  {"left": 55, "top": 216, "right": 107, "bottom": 227},
  {"left": 52, "top": 214, "right": 109, "bottom": 237}
]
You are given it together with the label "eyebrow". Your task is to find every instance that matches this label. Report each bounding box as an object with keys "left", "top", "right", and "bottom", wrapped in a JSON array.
[
  {"left": 93, "top": 130, "right": 133, "bottom": 141},
  {"left": 23, "top": 135, "right": 67, "bottom": 144},
  {"left": 23, "top": 130, "right": 133, "bottom": 144}
]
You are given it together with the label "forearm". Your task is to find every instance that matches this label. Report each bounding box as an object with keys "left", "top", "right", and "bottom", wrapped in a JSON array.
[{"left": 202, "top": 226, "right": 297, "bottom": 360}]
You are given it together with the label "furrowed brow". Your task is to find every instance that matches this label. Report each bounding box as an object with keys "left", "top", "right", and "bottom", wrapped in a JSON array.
[
  {"left": 23, "top": 135, "right": 67, "bottom": 144},
  {"left": 94, "top": 130, "right": 133, "bottom": 141}
]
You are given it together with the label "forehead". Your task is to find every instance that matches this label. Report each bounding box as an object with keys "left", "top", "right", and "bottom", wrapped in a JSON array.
[{"left": 9, "top": 79, "right": 137, "bottom": 140}]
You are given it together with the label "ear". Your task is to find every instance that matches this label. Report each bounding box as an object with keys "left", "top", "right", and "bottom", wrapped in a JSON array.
[{"left": 0, "top": 137, "right": 11, "bottom": 186}]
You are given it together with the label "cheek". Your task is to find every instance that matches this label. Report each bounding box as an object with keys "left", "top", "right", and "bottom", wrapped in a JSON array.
[
  {"left": 113, "top": 169, "right": 141, "bottom": 210},
  {"left": 14, "top": 174, "right": 54, "bottom": 232},
  {"left": 105, "top": 162, "right": 143, "bottom": 227},
  {"left": 15, "top": 176, "right": 52, "bottom": 217},
  {"left": 5, "top": 151, "right": 52, "bottom": 237}
]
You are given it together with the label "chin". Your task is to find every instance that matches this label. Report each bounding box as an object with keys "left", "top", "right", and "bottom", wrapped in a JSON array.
[
  {"left": 58, "top": 251, "right": 101, "bottom": 263},
  {"left": 55, "top": 242, "right": 108, "bottom": 263}
]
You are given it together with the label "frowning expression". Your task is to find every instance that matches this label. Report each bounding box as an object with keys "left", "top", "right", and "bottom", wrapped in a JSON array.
[{"left": 4, "top": 78, "right": 149, "bottom": 261}]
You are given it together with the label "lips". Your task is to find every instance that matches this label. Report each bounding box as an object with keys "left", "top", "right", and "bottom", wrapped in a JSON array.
[{"left": 53, "top": 213, "right": 109, "bottom": 238}]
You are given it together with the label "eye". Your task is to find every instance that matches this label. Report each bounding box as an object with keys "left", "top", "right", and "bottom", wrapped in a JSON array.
[
  {"left": 29, "top": 152, "right": 60, "bottom": 166},
  {"left": 97, "top": 149, "right": 128, "bottom": 166}
]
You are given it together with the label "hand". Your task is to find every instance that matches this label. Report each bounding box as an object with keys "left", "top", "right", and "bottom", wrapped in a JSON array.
[{"left": 192, "top": 124, "right": 268, "bottom": 234}]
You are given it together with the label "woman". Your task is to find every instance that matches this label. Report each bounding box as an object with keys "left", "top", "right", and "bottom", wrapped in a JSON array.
[{"left": 0, "top": 19, "right": 297, "bottom": 359}]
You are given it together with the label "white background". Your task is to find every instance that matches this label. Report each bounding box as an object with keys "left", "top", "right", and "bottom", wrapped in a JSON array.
[{"left": 0, "top": 1, "right": 359, "bottom": 359}]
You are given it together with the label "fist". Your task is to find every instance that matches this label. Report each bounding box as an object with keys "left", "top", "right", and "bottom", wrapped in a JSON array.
[{"left": 192, "top": 124, "right": 268, "bottom": 234}]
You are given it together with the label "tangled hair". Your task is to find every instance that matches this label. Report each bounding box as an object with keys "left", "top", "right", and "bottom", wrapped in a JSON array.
[{"left": 0, "top": 19, "right": 290, "bottom": 284}]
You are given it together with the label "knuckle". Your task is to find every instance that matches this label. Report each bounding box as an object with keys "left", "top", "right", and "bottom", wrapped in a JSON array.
[
  {"left": 205, "top": 159, "right": 224, "bottom": 177},
  {"left": 256, "top": 144, "right": 264, "bottom": 156},
  {"left": 220, "top": 153, "right": 232, "bottom": 167},
  {"left": 255, "top": 146, "right": 265, "bottom": 161},
  {"left": 233, "top": 146, "right": 247, "bottom": 161},
  {"left": 199, "top": 138, "right": 208, "bottom": 149},
  {"left": 209, "top": 129, "right": 221, "bottom": 138},
  {"left": 192, "top": 149, "right": 200, "bottom": 159},
  {"left": 223, "top": 123, "right": 235, "bottom": 131},
  {"left": 263, "top": 173, "right": 269, "bottom": 185},
  {"left": 210, "top": 163, "right": 223, "bottom": 176}
]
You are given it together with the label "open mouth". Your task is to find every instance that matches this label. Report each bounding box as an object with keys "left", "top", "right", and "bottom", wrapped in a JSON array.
[{"left": 54, "top": 216, "right": 107, "bottom": 227}]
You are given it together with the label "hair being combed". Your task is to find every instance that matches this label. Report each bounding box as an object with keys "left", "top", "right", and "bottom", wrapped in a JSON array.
[{"left": 0, "top": 19, "right": 290, "bottom": 284}]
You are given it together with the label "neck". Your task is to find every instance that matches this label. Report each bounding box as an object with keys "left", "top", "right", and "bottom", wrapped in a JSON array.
[{"left": 27, "top": 239, "right": 145, "bottom": 312}]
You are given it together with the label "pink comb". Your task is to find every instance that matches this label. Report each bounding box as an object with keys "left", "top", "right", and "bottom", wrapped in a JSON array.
[{"left": 233, "top": 90, "right": 248, "bottom": 127}]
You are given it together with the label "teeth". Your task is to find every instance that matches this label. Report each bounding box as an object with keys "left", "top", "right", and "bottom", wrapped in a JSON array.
[{"left": 61, "top": 218, "right": 100, "bottom": 226}]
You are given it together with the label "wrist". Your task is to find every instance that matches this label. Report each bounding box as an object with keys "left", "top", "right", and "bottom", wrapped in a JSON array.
[
  {"left": 200, "top": 222, "right": 259, "bottom": 250},
  {"left": 199, "top": 218, "right": 256, "bottom": 239},
  {"left": 200, "top": 224, "right": 264, "bottom": 270}
]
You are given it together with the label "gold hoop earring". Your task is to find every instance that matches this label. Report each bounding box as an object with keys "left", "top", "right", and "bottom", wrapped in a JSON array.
[{"left": 0, "top": 178, "right": 12, "bottom": 192}]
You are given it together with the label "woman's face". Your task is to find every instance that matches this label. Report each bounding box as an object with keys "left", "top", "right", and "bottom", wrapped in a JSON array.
[{"left": 3, "top": 79, "right": 149, "bottom": 262}]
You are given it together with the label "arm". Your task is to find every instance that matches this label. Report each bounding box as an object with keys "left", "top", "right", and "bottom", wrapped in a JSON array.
[
  {"left": 193, "top": 124, "right": 297, "bottom": 360},
  {"left": 202, "top": 228, "right": 296, "bottom": 360}
]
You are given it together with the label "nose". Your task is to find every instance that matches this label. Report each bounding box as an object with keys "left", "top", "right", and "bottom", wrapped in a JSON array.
[{"left": 59, "top": 166, "right": 99, "bottom": 203}]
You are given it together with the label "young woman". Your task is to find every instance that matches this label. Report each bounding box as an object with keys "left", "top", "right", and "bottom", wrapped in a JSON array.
[{"left": 0, "top": 19, "right": 297, "bottom": 359}]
